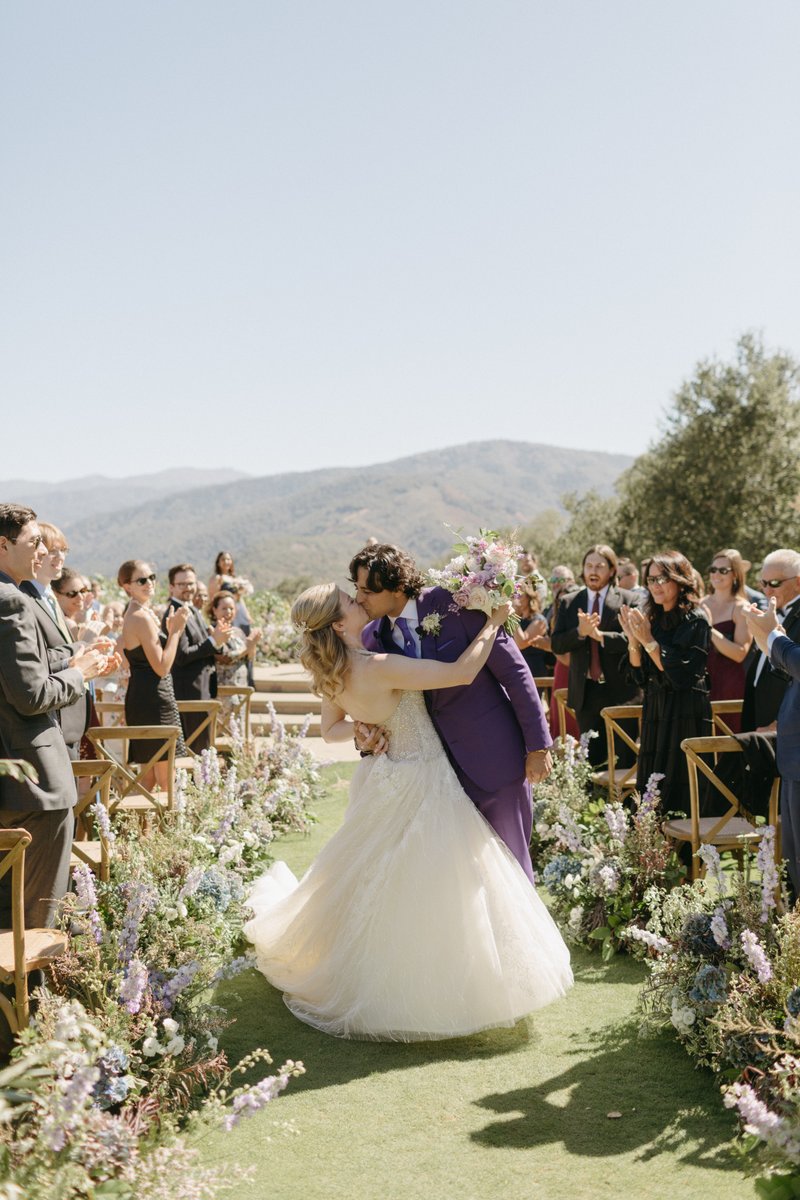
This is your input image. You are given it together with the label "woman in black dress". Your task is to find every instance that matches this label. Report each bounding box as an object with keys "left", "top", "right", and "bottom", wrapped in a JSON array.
[
  {"left": 620, "top": 550, "right": 712, "bottom": 817},
  {"left": 119, "top": 559, "right": 190, "bottom": 789}
]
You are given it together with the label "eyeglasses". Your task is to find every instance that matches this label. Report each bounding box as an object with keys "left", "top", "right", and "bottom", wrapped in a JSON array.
[
  {"left": 646, "top": 575, "right": 670, "bottom": 586},
  {"left": 709, "top": 566, "right": 732, "bottom": 575},
  {"left": 133, "top": 574, "right": 157, "bottom": 586},
  {"left": 761, "top": 578, "right": 790, "bottom": 590},
  {"left": 59, "top": 586, "right": 91, "bottom": 599},
  {"left": 9, "top": 534, "right": 43, "bottom": 549}
]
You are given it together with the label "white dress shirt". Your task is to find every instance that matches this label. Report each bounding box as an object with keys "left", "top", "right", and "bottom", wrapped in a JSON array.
[{"left": 389, "top": 598, "right": 421, "bottom": 657}]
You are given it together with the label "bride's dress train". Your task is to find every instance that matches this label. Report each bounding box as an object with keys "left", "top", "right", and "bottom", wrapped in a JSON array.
[{"left": 245, "top": 691, "right": 573, "bottom": 1041}]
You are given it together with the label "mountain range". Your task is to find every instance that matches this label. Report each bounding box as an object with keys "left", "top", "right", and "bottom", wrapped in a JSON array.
[{"left": 3, "top": 442, "right": 633, "bottom": 587}]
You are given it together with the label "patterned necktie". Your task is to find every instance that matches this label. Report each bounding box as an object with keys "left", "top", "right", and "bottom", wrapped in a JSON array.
[
  {"left": 588, "top": 591, "right": 602, "bottom": 682},
  {"left": 394, "top": 617, "right": 418, "bottom": 658}
]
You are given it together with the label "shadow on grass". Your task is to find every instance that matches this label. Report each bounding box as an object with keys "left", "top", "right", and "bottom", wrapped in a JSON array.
[
  {"left": 471, "top": 1017, "right": 740, "bottom": 1170},
  {"left": 213, "top": 970, "right": 540, "bottom": 1094}
]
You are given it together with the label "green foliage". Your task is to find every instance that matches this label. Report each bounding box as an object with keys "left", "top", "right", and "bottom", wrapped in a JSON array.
[
  {"left": 614, "top": 332, "right": 800, "bottom": 569},
  {"left": 516, "top": 490, "right": 623, "bottom": 578}
]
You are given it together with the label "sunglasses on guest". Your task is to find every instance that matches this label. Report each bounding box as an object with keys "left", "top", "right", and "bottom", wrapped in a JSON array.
[
  {"left": 761, "top": 577, "right": 790, "bottom": 589},
  {"left": 59, "top": 586, "right": 91, "bottom": 599},
  {"left": 132, "top": 573, "right": 157, "bottom": 586},
  {"left": 708, "top": 566, "right": 732, "bottom": 575},
  {"left": 646, "top": 574, "right": 671, "bottom": 586}
]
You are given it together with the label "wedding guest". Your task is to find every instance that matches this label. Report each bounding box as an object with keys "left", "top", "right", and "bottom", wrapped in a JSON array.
[
  {"left": 194, "top": 580, "right": 209, "bottom": 610},
  {"left": 551, "top": 545, "right": 641, "bottom": 767},
  {"left": 517, "top": 549, "right": 547, "bottom": 604},
  {"left": 163, "top": 563, "right": 231, "bottom": 752},
  {"left": 0, "top": 504, "right": 106, "bottom": 930},
  {"left": 617, "top": 559, "right": 648, "bottom": 602},
  {"left": 52, "top": 568, "right": 91, "bottom": 637},
  {"left": 20, "top": 522, "right": 91, "bottom": 760},
  {"left": 620, "top": 551, "right": 712, "bottom": 818},
  {"left": 741, "top": 549, "right": 800, "bottom": 732},
  {"left": 542, "top": 566, "right": 579, "bottom": 740},
  {"left": 100, "top": 601, "right": 125, "bottom": 637},
  {"left": 119, "top": 560, "right": 190, "bottom": 788},
  {"left": 209, "top": 591, "right": 262, "bottom": 689},
  {"left": 513, "top": 580, "right": 553, "bottom": 678},
  {"left": 703, "top": 548, "right": 752, "bottom": 730}
]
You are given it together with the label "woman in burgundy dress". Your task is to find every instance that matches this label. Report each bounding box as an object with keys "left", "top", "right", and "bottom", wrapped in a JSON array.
[{"left": 703, "top": 548, "right": 752, "bottom": 732}]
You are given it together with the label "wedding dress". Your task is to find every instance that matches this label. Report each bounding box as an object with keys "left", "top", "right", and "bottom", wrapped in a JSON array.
[{"left": 244, "top": 691, "right": 573, "bottom": 1041}]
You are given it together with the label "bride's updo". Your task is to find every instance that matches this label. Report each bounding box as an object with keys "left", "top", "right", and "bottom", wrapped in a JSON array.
[{"left": 291, "top": 583, "right": 350, "bottom": 700}]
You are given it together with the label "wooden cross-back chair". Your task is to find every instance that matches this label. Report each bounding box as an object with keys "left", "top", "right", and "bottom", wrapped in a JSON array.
[
  {"left": 86, "top": 725, "right": 180, "bottom": 817},
  {"left": 176, "top": 699, "right": 222, "bottom": 758},
  {"left": 554, "top": 689, "right": 577, "bottom": 746},
  {"left": 594, "top": 704, "right": 643, "bottom": 804},
  {"left": 663, "top": 735, "right": 781, "bottom": 881},
  {"left": 216, "top": 685, "right": 254, "bottom": 751},
  {"left": 0, "top": 830, "right": 68, "bottom": 1033},
  {"left": 710, "top": 699, "right": 744, "bottom": 737},
  {"left": 533, "top": 676, "right": 555, "bottom": 713},
  {"left": 70, "top": 758, "right": 117, "bottom": 882}
]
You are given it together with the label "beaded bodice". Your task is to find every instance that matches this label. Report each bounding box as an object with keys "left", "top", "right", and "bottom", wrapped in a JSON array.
[{"left": 384, "top": 691, "right": 443, "bottom": 764}]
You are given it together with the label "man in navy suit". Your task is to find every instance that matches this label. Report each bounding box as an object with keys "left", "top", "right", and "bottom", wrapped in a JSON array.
[{"left": 746, "top": 592, "right": 800, "bottom": 902}]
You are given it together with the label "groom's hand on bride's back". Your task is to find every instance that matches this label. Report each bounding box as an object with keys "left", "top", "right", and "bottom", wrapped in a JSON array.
[{"left": 354, "top": 721, "right": 389, "bottom": 756}]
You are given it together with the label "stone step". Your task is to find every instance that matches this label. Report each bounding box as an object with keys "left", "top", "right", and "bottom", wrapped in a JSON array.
[{"left": 253, "top": 664, "right": 313, "bottom": 694}]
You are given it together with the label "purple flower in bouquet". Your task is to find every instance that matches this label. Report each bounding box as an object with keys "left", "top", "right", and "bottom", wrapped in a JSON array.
[
  {"left": 119, "top": 957, "right": 148, "bottom": 1014},
  {"left": 427, "top": 528, "right": 522, "bottom": 632},
  {"left": 638, "top": 773, "right": 665, "bottom": 815}
]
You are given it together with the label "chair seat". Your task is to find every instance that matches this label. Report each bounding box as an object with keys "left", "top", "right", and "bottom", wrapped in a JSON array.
[
  {"left": 111, "top": 790, "right": 168, "bottom": 813},
  {"left": 591, "top": 765, "right": 637, "bottom": 788},
  {"left": 0, "top": 928, "right": 69, "bottom": 978},
  {"left": 71, "top": 842, "right": 103, "bottom": 868},
  {"left": 663, "top": 816, "right": 761, "bottom": 843},
  {"left": 174, "top": 756, "right": 196, "bottom": 771}
]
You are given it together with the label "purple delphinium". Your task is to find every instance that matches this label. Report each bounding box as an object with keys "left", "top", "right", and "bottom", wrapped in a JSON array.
[
  {"left": 741, "top": 929, "right": 773, "bottom": 983},
  {"left": 223, "top": 1062, "right": 303, "bottom": 1131},
  {"left": 72, "top": 863, "right": 103, "bottom": 945},
  {"left": 757, "top": 826, "right": 780, "bottom": 923},
  {"left": 603, "top": 804, "right": 628, "bottom": 845},
  {"left": 160, "top": 961, "right": 201, "bottom": 1012},
  {"left": 41, "top": 1064, "right": 100, "bottom": 1151},
  {"left": 638, "top": 773, "right": 665, "bottom": 815},
  {"left": 213, "top": 954, "right": 256, "bottom": 983},
  {"left": 118, "top": 882, "right": 157, "bottom": 967},
  {"left": 90, "top": 796, "right": 115, "bottom": 847},
  {"left": 710, "top": 906, "right": 730, "bottom": 949},
  {"left": 119, "top": 957, "right": 148, "bottom": 1014},
  {"left": 696, "top": 842, "right": 727, "bottom": 895}
]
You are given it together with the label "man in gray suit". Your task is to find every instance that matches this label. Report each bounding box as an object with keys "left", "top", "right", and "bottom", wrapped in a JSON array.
[{"left": 0, "top": 504, "right": 105, "bottom": 929}]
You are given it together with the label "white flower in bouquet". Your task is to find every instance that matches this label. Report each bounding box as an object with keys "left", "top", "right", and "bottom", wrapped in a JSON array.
[{"left": 428, "top": 527, "right": 523, "bottom": 633}]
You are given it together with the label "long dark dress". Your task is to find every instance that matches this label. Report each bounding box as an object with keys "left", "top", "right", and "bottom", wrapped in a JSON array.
[
  {"left": 633, "top": 608, "right": 713, "bottom": 817},
  {"left": 124, "top": 642, "right": 186, "bottom": 763},
  {"left": 518, "top": 617, "right": 555, "bottom": 678},
  {"left": 707, "top": 618, "right": 745, "bottom": 732}
]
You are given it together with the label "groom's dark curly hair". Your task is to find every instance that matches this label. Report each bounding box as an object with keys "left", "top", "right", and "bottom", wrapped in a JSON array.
[{"left": 349, "top": 543, "right": 426, "bottom": 597}]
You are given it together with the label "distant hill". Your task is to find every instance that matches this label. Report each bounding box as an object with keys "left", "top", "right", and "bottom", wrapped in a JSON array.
[
  {"left": 0, "top": 468, "right": 251, "bottom": 527},
  {"left": 55, "top": 441, "right": 633, "bottom": 586}
]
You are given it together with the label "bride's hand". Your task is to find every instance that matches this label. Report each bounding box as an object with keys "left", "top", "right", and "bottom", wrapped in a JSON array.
[
  {"left": 354, "top": 722, "right": 389, "bottom": 756},
  {"left": 490, "top": 601, "right": 513, "bottom": 628}
]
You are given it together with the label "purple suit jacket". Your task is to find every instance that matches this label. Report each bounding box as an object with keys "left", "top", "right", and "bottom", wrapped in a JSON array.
[{"left": 362, "top": 586, "right": 552, "bottom": 792}]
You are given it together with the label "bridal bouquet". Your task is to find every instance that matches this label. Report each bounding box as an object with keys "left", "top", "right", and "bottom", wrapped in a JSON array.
[{"left": 427, "top": 529, "right": 521, "bottom": 633}]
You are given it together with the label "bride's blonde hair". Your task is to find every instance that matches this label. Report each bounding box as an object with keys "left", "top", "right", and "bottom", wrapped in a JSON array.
[{"left": 291, "top": 583, "right": 350, "bottom": 700}]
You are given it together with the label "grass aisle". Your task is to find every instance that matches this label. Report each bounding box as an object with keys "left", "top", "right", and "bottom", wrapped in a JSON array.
[{"left": 199, "top": 765, "right": 756, "bottom": 1200}]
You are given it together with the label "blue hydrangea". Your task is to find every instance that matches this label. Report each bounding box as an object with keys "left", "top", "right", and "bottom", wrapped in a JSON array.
[
  {"left": 195, "top": 868, "right": 233, "bottom": 913},
  {"left": 680, "top": 913, "right": 720, "bottom": 958},
  {"left": 787, "top": 987, "right": 800, "bottom": 1017},
  {"left": 542, "top": 855, "right": 583, "bottom": 893},
  {"left": 689, "top": 964, "right": 727, "bottom": 1006}
]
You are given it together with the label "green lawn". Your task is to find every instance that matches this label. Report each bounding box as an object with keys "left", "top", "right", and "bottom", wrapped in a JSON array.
[{"left": 198, "top": 764, "right": 756, "bottom": 1200}]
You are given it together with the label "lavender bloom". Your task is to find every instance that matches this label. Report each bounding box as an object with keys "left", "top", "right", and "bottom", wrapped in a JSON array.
[
  {"left": 696, "top": 843, "right": 726, "bottom": 895},
  {"left": 553, "top": 806, "right": 583, "bottom": 853},
  {"left": 90, "top": 796, "right": 115, "bottom": 847},
  {"left": 174, "top": 767, "right": 188, "bottom": 816},
  {"left": 213, "top": 954, "right": 256, "bottom": 983},
  {"left": 41, "top": 1065, "right": 100, "bottom": 1151},
  {"left": 178, "top": 866, "right": 204, "bottom": 902},
  {"left": 756, "top": 826, "right": 779, "bottom": 923},
  {"left": 229, "top": 712, "right": 244, "bottom": 753},
  {"left": 710, "top": 906, "right": 730, "bottom": 949},
  {"left": 741, "top": 929, "right": 773, "bottom": 983},
  {"left": 603, "top": 804, "right": 627, "bottom": 845},
  {"left": 577, "top": 730, "right": 598, "bottom": 759},
  {"left": 118, "top": 882, "right": 157, "bottom": 967},
  {"left": 119, "top": 958, "right": 148, "bottom": 1014},
  {"left": 72, "top": 863, "right": 103, "bottom": 945},
  {"left": 160, "top": 961, "right": 201, "bottom": 1012},
  {"left": 638, "top": 772, "right": 665, "bottom": 815},
  {"left": 724, "top": 1082, "right": 800, "bottom": 1162},
  {"left": 223, "top": 1061, "right": 304, "bottom": 1131}
]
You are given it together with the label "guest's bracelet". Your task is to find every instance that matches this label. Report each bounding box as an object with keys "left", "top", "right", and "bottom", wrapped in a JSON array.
[{"left": 643, "top": 640, "right": 658, "bottom": 654}]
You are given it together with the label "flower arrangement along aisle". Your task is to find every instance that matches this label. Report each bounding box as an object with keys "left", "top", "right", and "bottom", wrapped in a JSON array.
[
  {"left": 0, "top": 727, "right": 321, "bottom": 1200},
  {"left": 427, "top": 528, "right": 522, "bottom": 632},
  {"left": 529, "top": 736, "right": 683, "bottom": 960},
  {"left": 630, "top": 836, "right": 800, "bottom": 1192}
]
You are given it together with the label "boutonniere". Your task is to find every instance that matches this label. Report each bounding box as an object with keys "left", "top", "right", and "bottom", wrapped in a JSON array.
[{"left": 419, "top": 613, "right": 442, "bottom": 638}]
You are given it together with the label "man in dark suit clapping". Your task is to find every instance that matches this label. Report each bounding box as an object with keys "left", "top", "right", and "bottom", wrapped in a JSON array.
[
  {"left": 741, "top": 549, "right": 800, "bottom": 733},
  {"left": 162, "top": 564, "right": 232, "bottom": 753},
  {"left": 551, "top": 544, "right": 642, "bottom": 767}
]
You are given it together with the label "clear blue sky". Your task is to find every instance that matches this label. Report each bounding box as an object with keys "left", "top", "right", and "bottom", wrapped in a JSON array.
[{"left": 3, "top": 1, "right": 799, "bottom": 481}]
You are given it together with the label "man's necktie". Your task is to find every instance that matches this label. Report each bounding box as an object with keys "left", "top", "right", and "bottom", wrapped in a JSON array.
[
  {"left": 46, "top": 592, "right": 71, "bottom": 641},
  {"left": 394, "top": 617, "right": 418, "bottom": 658},
  {"left": 588, "top": 591, "right": 602, "bottom": 682}
]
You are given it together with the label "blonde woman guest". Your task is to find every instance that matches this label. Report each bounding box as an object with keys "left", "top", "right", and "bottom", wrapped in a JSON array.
[
  {"left": 703, "top": 548, "right": 752, "bottom": 731},
  {"left": 243, "top": 583, "right": 572, "bottom": 1041},
  {"left": 118, "top": 560, "right": 190, "bottom": 787}
]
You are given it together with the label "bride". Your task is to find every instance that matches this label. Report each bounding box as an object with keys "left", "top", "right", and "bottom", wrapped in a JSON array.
[{"left": 244, "top": 583, "right": 573, "bottom": 1041}]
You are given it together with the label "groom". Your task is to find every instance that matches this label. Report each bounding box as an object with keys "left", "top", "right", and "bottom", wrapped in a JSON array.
[{"left": 350, "top": 542, "right": 553, "bottom": 882}]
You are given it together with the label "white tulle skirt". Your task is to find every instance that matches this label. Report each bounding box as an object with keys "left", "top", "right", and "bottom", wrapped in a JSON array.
[{"left": 245, "top": 740, "right": 573, "bottom": 1041}]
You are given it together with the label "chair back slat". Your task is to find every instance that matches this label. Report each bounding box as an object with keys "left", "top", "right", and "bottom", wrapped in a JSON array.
[
  {"left": 176, "top": 700, "right": 222, "bottom": 755},
  {"left": 87, "top": 725, "right": 179, "bottom": 812}
]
